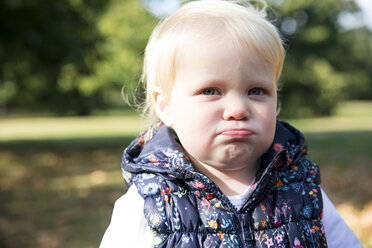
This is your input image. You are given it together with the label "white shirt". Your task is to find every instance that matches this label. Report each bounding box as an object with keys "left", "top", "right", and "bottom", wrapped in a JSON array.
[{"left": 100, "top": 186, "right": 363, "bottom": 248}]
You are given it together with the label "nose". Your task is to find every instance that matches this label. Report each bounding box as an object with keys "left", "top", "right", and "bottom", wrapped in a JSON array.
[{"left": 222, "top": 95, "right": 250, "bottom": 121}]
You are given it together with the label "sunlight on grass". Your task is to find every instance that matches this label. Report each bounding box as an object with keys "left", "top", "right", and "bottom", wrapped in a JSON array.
[
  {"left": 285, "top": 101, "right": 372, "bottom": 133},
  {"left": 0, "top": 115, "right": 142, "bottom": 141},
  {"left": 0, "top": 146, "right": 126, "bottom": 248},
  {"left": 48, "top": 169, "right": 124, "bottom": 192},
  {"left": 337, "top": 203, "right": 372, "bottom": 246}
]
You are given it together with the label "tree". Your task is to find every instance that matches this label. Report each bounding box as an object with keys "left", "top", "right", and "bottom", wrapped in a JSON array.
[
  {"left": 0, "top": 0, "right": 156, "bottom": 115},
  {"left": 270, "top": 0, "right": 372, "bottom": 117},
  {"left": 0, "top": 0, "right": 110, "bottom": 115},
  {"left": 77, "top": 0, "right": 157, "bottom": 110}
]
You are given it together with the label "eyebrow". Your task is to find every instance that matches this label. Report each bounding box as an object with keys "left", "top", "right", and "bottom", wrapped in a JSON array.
[{"left": 250, "top": 78, "right": 276, "bottom": 87}]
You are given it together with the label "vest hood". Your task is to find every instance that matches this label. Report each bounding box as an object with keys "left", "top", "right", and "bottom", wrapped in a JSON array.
[{"left": 121, "top": 120, "right": 307, "bottom": 187}]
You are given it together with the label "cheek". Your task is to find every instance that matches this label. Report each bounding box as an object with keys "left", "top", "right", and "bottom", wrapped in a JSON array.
[
  {"left": 256, "top": 103, "right": 277, "bottom": 140},
  {"left": 173, "top": 112, "right": 214, "bottom": 141},
  {"left": 171, "top": 106, "right": 217, "bottom": 153},
  {"left": 266, "top": 115, "right": 277, "bottom": 145},
  {"left": 256, "top": 102, "right": 277, "bottom": 122},
  {"left": 172, "top": 103, "right": 216, "bottom": 128},
  {"left": 266, "top": 108, "right": 277, "bottom": 128}
]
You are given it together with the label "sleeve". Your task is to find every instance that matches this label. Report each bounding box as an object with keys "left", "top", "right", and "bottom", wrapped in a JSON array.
[
  {"left": 100, "top": 185, "right": 153, "bottom": 248},
  {"left": 321, "top": 188, "right": 364, "bottom": 248}
]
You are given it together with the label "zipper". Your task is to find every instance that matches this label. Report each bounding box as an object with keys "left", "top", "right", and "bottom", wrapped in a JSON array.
[
  {"left": 240, "top": 170, "right": 273, "bottom": 213},
  {"left": 190, "top": 173, "right": 247, "bottom": 246},
  {"left": 240, "top": 149, "right": 293, "bottom": 213},
  {"left": 191, "top": 173, "right": 260, "bottom": 248},
  {"left": 189, "top": 150, "right": 291, "bottom": 247}
]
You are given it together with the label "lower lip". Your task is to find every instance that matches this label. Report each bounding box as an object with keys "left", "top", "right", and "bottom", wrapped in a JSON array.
[{"left": 221, "top": 130, "right": 253, "bottom": 138}]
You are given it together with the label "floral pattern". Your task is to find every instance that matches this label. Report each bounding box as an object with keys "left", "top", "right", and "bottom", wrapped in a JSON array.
[{"left": 121, "top": 121, "right": 328, "bottom": 247}]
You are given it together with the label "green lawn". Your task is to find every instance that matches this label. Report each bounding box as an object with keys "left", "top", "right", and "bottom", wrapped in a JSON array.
[
  {"left": 0, "top": 110, "right": 142, "bottom": 142},
  {"left": 1, "top": 101, "right": 371, "bottom": 247}
]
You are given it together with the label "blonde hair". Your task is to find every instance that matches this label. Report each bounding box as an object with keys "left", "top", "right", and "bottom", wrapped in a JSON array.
[{"left": 141, "top": 0, "right": 285, "bottom": 124}]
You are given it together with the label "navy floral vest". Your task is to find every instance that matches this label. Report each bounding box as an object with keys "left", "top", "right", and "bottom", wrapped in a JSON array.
[{"left": 121, "top": 120, "right": 328, "bottom": 247}]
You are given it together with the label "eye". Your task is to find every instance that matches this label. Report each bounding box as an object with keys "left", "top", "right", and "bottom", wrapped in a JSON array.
[
  {"left": 201, "top": 88, "right": 220, "bottom": 95},
  {"left": 248, "top": 88, "right": 264, "bottom": 96}
]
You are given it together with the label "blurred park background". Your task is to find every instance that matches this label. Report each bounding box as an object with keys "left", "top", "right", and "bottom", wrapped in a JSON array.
[{"left": 0, "top": 0, "right": 371, "bottom": 247}]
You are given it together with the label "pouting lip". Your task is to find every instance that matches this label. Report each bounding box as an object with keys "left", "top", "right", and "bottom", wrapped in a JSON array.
[{"left": 219, "top": 129, "right": 254, "bottom": 137}]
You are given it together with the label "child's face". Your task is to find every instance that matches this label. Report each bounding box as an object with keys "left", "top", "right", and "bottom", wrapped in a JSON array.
[{"left": 161, "top": 37, "right": 277, "bottom": 173}]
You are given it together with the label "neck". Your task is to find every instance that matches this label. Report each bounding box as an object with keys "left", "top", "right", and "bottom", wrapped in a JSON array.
[{"left": 192, "top": 159, "right": 260, "bottom": 196}]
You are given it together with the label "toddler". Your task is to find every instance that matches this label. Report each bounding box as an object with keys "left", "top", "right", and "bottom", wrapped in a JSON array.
[{"left": 100, "top": 0, "right": 363, "bottom": 247}]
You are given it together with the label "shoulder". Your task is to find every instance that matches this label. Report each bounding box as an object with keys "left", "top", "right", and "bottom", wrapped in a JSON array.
[
  {"left": 278, "top": 157, "right": 321, "bottom": 186},
  {"left": 100, "top": 186, "right": 153, "bottom": 248},
  {"left": 256, "top": 157, "right": 323, "bottom": 225}
]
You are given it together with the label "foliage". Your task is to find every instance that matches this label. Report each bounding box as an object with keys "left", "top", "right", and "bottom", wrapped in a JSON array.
[
  {"left": 271, "top": 0, "right": 372, "bottom": 117},
  {"left": 0, "top": 0, "right": 371, "bottom": 116},
  {"left": 0, "top": 0, "right": 108, "bottom": 115},
  {"left": 0, "top": 0, "right": 156, "bottom": 115},
  {"left": 76, "top": 0, "right": 157, "bottom": 109}
]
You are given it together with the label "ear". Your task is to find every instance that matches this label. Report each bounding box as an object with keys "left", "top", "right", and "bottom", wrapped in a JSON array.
[{"left": 152, "top": 87, "right": 174, "bottom": 126}]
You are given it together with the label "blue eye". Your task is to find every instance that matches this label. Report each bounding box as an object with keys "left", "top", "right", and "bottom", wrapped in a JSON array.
[
  {"left": 248, "top": 88, "right": 264, "bottom": 95},
  {"left": 202, "top": 88, "right": 219, "bottom": 95}
]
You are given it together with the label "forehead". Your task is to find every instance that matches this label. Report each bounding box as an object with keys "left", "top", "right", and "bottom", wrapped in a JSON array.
[
  {"left": 173, "top": 20, "right": 275, "bottom": 67},
  {"left": 174, "top": 35, "right": 275, "bottom": 81}
]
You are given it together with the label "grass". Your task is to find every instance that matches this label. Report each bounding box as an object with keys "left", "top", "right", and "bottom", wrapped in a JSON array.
[
  {"left": 0, "top": 114, "right": 142, "bottom": 142},
  {"left": 0, "top": 101, "right": 371, "bottom": 247},
  {"left": 284, "top": 101, "right": 372, "bottom": 133}
]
